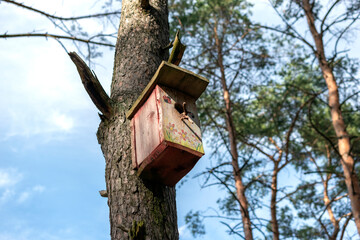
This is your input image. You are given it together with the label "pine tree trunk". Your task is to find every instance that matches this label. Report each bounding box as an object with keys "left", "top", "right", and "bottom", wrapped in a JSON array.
[
  {"left": 213, "top": 25, "right": 253, "bottom": 240},
  {"left": 270, "top": 164, "right": 279, "bottom": 240},
  {"left": 302, "top": 0, "right": 360, "bottom": 235},
  {"left": 96, "top": 1, "right": 179, "bottom": 239}
]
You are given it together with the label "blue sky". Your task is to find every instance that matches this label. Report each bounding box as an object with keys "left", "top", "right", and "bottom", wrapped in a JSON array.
[
  {"left": 1, "top": 0, "right": 360, "bottom": 239},
  {"left": 0, "top": 0, "right": 241, "bottom": 239}
]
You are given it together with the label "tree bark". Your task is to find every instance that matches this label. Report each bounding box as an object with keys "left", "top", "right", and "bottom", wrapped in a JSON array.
[
  {"left": 302, "top": 0, "right": 360, "bottom": 235},
  {"left": 96, "top": 1, "right": 179, "bottom": 239},
  {"left": 214, "top": 25, "right": 253, "bottom": 240},
  {"left": 324, "top": 147, "right": 340, "bottom": 240},
  {"left": 270, "top": 163, "right": 279, "bottom": 240},
  {"left": 324, "top": 175, "right": 340, "bottom": 240}
]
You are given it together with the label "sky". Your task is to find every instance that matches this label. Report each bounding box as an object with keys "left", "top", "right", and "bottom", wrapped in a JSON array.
[
  {"left": 1, "top": 0, "right": 359, "bottom": 239},
  {"left": 0, "top": 0, "right": 238, "bottom": 239}
]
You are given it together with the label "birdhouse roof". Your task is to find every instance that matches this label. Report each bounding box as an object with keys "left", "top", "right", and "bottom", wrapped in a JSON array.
[{"left": 126, "top": 61, "right": 209, "bottom": 119}]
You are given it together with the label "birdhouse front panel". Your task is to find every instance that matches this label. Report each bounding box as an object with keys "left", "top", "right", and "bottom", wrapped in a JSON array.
[{"left": 158, "top": 86, "right": 204, "bottom": 154}]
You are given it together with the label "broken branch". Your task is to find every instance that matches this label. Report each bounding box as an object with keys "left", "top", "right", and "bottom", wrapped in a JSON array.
[
  {"left": 99, "top": 190, "right": 108, "bottom": 197},
  {"left": 69, "top": 52, "right": 113, "bottom": 119}
]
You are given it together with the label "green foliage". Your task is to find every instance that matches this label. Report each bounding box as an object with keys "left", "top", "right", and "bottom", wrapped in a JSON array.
[
  {"left": 170, "top": 0, "right": 273, "bottom": 75},
  {"left": 185, "top": 210, "right": 206, "bottom": 237},
  {"left": 277, "top": 206, "right": 295, "bottom": 237},
  {"left": 294, "top": 225, "right": 323, "bottom": 240},
  {"left": 217, "top": 193, "right": 240, "bottom": 216}
]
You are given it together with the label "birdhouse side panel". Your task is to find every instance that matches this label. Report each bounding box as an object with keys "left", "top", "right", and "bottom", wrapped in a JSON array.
[
  {"left": 158, "top": 85, "right": 204, "bottom": 154},
  {"left": 154, "top": 85, "right": 164, "bottom": 143},
  {"left": 132, "top": 88, "right": 162, "bottom": 167}
]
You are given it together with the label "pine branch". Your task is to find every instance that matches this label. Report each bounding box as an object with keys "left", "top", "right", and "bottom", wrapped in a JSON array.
[
  {"left": 307, "top": 97, "right": 341, "bottom": 158},
  {"left": 340, "top": 213, "right": 352, "bottom": 240}
]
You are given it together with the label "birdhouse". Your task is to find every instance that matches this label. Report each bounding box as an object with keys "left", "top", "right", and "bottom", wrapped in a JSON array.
[{"left": 126, "top": 61, "right": 209, "bottom": 186}]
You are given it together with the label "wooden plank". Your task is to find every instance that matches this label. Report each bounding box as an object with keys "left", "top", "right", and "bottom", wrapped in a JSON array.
[
  {"left": 133, "top": 90, "right": 161, "bottom": 166},
  {"left": 126, "top": 61, "right": 209, "bottom": 119},
  {"left": 155, "top": 85, "right": 165, "bottom": 143},
  {"left": 130, "top": 119, "right": 137, "bottom": 169}
]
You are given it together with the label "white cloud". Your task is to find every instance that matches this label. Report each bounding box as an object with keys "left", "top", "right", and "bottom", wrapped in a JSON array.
[
  {"left": 17, "top": 185, "right": 46, "bottom": 204},
  {"left": 0, "top": 169, "right": 45, "bottom": 204},
  {"left": 0, "top": 189, "right": 15, "bottom": 203},
  {"left": 0, "top": 168, "right": 22, "bottom": 188},
  {"left": 17, "top": 191, "right": 30, "bottom": 204},
  {"left": 0, "top": 0, "right": 116, "bottom": 142},
  {"left": 0, "top": 33, "right": 91, "bottom": 140},
  {"left": 178, "top": 225, "right": 192, "bottom": 239},
  {"left": 48, "top": 112, "right": 74, "bottom": 132},
  {"left": 178, "top": 225, "right": 186, "bottom": 235},
  {"left": 33, "top": 185, "right": 45, "bottom": 193},
  {"left": 0, "top": 168, "right": 22, "bottom": 204}
]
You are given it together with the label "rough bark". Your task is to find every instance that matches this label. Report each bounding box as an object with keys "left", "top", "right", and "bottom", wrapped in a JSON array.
[
  {"left": 302, "top": 0, "right": 360, "bottom": 235},
  {"left": 96, "top": 1, "right": 179, "bottom": 239},
  {"left": 214, "top": 25, "right": 253, "bottom": 240}
]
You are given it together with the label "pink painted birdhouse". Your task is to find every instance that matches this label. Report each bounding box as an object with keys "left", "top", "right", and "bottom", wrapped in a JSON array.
[{"left": 126, "top": 61, "right": 209, "bottom": 186}]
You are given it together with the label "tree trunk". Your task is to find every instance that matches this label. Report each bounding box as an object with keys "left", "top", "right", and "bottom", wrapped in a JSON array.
[
  {"left": 270, "top": 163, "right": 279, "bottom": 240},
  {"left": 96, "top": 1, "right": 179, "bottom": 239},
  {"left": 324, "top": 147, "right": 340, "bottom": 240},
  {"left": 214, "top": 25, "right": 253, "bottom": 240},
  {"left": 302, "top": 0, "right": 360, "bottom": 235},
  {"left": 324, "top": 175, "right": 340, "bottom": 240}
]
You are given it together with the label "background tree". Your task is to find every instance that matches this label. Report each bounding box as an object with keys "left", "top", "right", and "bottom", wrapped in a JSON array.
[
  {"left": 170, "top": 0, "right": 273, "bottom": 238},
  {"left": 254, "top": 56, "right": 359, "bottom": 239},
  {"left": 258, "top": 0, "right": 360, "bottom": 235}
]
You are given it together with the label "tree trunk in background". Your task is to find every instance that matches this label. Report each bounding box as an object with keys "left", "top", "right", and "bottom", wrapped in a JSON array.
[
  {"left": 302, "top": 0, "right": 360, "bottom": 235},
  {"left": 214, "top": 25, "right": 253, "bottom": 240},
  {"left": 222, "top": 84, "right": 253, "bottom": 240},
  {"left": 270, "top": 163, "right": 279, "bottom": 240},
  {"left": 96, "top": 1, "right": 178, "bottom": 239}
]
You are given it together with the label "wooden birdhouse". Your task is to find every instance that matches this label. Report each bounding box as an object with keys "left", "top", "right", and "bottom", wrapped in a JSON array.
[{"left": 126, "top": 61, "right": 209, "bottom": 186}]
